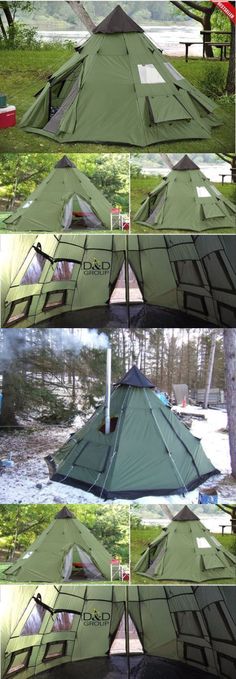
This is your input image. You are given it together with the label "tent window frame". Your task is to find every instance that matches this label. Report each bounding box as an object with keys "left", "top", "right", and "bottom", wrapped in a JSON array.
[
  {"left": 43, "top": 640, "right": 67, "bottom": 662},
  {"left": 6, "top": 297, "right": 32, "bottom": 327},
  {"left": 183, "top": 292, "right": 208, "bottom": 317},
  {"left": 6, "top": 648, "right": 31, "bottom": 676},
  {"left": 138, "top": 64, "right": 165, "bottom": 84},
  {"left": 20, "top": 251, "right": 46, "bottom": 285},
  {"left": 203, "top": 251, "right": 235, "bottom": 293},
  {"left": 202, "top": 601, "right": 235, "bottom": 643},
  {"left": 218, "top": 302, "right": 236, "bottom": 326},
  {"left": 21, "top": 602, "right": 46, "bottom": 635},
  {"left": 174, "top": 260, "right": 204, "bottom": 287},
  {"left": 52, "top": 611, "right": 74, "bottom": 632},
  {"left": 174, "top": 611, "right": 204, "bottom": 638},
  {"left": 43, "top": 290, "right": 67, "bottom": 311},
  {"left": 183, "top": 642, "right": 208, "bottom": 666},
  {"left": 217, "top": 652, "right": 236, "bottom": 678},
  {"left": 52, "top": 260, "right": 74, "bottom": 282}
]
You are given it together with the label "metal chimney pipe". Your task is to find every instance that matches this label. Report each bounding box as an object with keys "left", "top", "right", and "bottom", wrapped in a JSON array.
[{"left": 105, "top": 346, "right": 112, "bottom": 434}]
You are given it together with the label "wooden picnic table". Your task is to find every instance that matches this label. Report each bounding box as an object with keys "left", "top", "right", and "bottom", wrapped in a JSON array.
[
  {"left": 180, "top": 40, "right": 231, "bottom": 62},
  {"left": 219, "top": 174, "right": 232, "bottom": 185},
  {"left": 180, "top": 30, "right": 231, "bottom": 62}
]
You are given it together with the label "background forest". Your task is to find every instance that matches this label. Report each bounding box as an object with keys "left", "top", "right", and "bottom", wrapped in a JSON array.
[
  {"left": 1, "top": 1, "right": 230, "bottom": 31},
  {"left": 0, "top": 328, "right": 226, "bottom": 430},
  {"left": 0, "top": 503, "right": 129, "bottom": 565}
]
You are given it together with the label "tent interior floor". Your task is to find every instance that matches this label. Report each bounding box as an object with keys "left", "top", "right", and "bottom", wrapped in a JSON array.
[
  {"left": 37, "top": 304, "right": 216, "bottom": 329},
  {"left": 36, "top": 655, "right": 217, "bottom": 679}
]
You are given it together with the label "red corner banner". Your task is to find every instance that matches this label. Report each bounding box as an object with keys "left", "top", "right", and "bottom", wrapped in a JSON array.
[{"left": 211, "top": 0, "right": 236, "bottom": 23}]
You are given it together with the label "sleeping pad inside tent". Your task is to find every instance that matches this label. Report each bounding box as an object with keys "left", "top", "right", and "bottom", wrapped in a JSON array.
[
  {"left": 3, "top": 506, "right": 113, "bottom": 583},
  {"left": 46, "top": 365, "right": 219, "bottom": 500},
  {"left": 134, "top": 155, "right": 236, "bottom": 232},
  {"left": 2, "top": 156, "right": 112, "bottom": 232},
  {"left": 20, "top": 5, "right": 221, "bottom": 146},
  {"left": 1, "top": 234, "right": 236, "bottom": 329},
  {"left": 1, "top": 584, "right": 236, "bottom": 678},
  {"left": 134, "top": 505, "right": 236, "bottom": 582}
]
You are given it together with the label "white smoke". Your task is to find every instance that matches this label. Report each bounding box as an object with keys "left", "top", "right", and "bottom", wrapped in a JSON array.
[
  {"left": 58, "top": 329, "right": 109, "bottom": 352},
  {"left": 0, "top": 329, "right": 109, "bottom": 366}
]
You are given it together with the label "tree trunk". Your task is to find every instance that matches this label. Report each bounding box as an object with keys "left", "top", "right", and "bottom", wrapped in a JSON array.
[
  {"left": 0, "top": 370, "right": 19, "bottom": 428},
  {"left": 226, "top": 19, "right": 235, "bottom": 95},
  {"left": 66, "top": 1, "right": 95, "bottom": 33},
  {"left": 204, "top": 331, "right": 217, "bottom": 409},
  {"left": 223, "top": 329, "right": 236, "bottom": 478},
  {"left": 202, "top": 9, "right": 215, "bottom": 58},
  {"left": 0, "top": 15, "right": 7, "bottom": 38},
  {"left": 1, "top": 2, "right": 14, "bottom": 27}
]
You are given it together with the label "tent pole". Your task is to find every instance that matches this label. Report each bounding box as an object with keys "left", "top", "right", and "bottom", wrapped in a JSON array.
[
  {"left": 105, "top": 346, "right": 112, "bottom": 434},
  {"left": 125, "top": 235, "right": 130, "bottom": 328},
  {"left": 125, "top": 585, "right": 130, "bottom": 679}
]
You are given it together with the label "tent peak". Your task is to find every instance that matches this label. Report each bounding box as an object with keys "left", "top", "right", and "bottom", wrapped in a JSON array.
[
  {"left": 172, "top": 506, "right": 200, "bottom": 522},
  {"left": 173, "top": 155, "right": 199, "bottom": 171},
  {"left": 55, "top": 506, "right": 76, "bottom": 519},
  {"left": 54, "top": 156, "right": 77, "bottom": 169},
  {"left": 93, "top": 5, "right": 144, "bottom": 34},
  {"left": 115, "top": 365, "right": 155, "bottom": 389}
]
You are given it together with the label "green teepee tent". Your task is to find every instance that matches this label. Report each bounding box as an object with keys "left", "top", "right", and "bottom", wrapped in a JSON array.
[
  {"left": 1, "top": 234, "right": 236, "bottom": 328},
  {"left": 134, "top": 505, "right": 236, "bottom": 582},
  {"left": 3, "top": 156, "right": 112, "bottom": 232},
  {"left": 1, "top": 585, "right": 236, "bottom": 678},
  {"left": 3, "top": 506, "right": 112, "bottom": 582},
  {"left": 20, "top": 5, "right": 221, "bottom": 146},
  {"left": 134, "top": 155, "right": 236, "bottom": 232},
  {"left": 46, "top": 366, "right": 218, "bottom": 500}
]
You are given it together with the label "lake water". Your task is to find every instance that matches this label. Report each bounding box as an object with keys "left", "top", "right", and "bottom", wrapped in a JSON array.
[
  {"left": 37, "top": 22, "right": 202, "bottom": 57},
  {"left": 142, "top": 514, "right": 232, "bottom": 532},
  {"left": 142, "top": 162, "right": 232, "bottom": 182}
]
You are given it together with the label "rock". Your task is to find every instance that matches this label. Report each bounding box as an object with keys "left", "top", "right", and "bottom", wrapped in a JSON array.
[
  {"left": 53, "top": 496, "right": 64, "bottom": 502},
  {"left": 47, "top": 481, "right": 53, "bottom": 485},
  {"left": 36, "top": 483, "right": 43, "bottom": 490}
]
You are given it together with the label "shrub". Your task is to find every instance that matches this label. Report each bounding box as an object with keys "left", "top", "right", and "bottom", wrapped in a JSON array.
[
  {"left": 0, "top": 22, "right": 40, "bottom": 50},
  {"left": 199, "top": 63, "right": 226, "bottom": 99}
]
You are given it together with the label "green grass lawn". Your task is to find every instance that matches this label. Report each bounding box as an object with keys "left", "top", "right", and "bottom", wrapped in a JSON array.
[
  {"left": 130, "top": 525, "right": 236, "bottom": 585},
  {"left": 131, "top": 176, "right": 236, "bottom": 234},
  {"left": 0, "top": 49, "right": 234, "bottom": 152}
]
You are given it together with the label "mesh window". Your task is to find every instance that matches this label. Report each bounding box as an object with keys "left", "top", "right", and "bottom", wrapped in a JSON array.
[
  {"left": 21, "top": 603, "right": 46, "bottom": 635},
  {"left": 204, "top": 253, "right": 234, "bottom": 291},
  {"left": 175, "top": 260, "right": 204, "bottom": 286},
  {"left": 184, "top": 644, "right": 207, "bottom": 666},
  {"left": 218, "top": 304, "right": 236, "bottom": 326},
  {"left": 203, "top": 603, "right": 233, "bottom": 641},
  {"left": 21, "top": 252, "right": 45, "bottom": 285},
  {"left": 52, "top": 261, "right": 74, "bottom": 281},
  {"left": 218, "top": 653, "right": 236, "bottom": 679},
  {"left": 164, "top": 62, "right": 184, "bottom": 80},
  {"left": 44, "top": 641, "right": 67, "bottom": 661},
  {"left": 6, "top": 649, "right": 31, "bottom": 675},
  {"left": 44, "top": 291, "right": 66, "bottom": 310},
  {"left": 138, "top": 64, "right": 165, "bottom": 84},
  {"left": 175, "top": 611, "right": 203, "bottom": 637},
  {"left": 6, "top": 298, "right": 31, "bottom": 326},
  {"left": 184, "top": 293, "right": 207, "bottom": 315},
  {"left": 52, "top": 612, "right": 74, "bottom": 632},
  {"left": 197, "top": 187, "right": 211, "bottom": 198}
]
